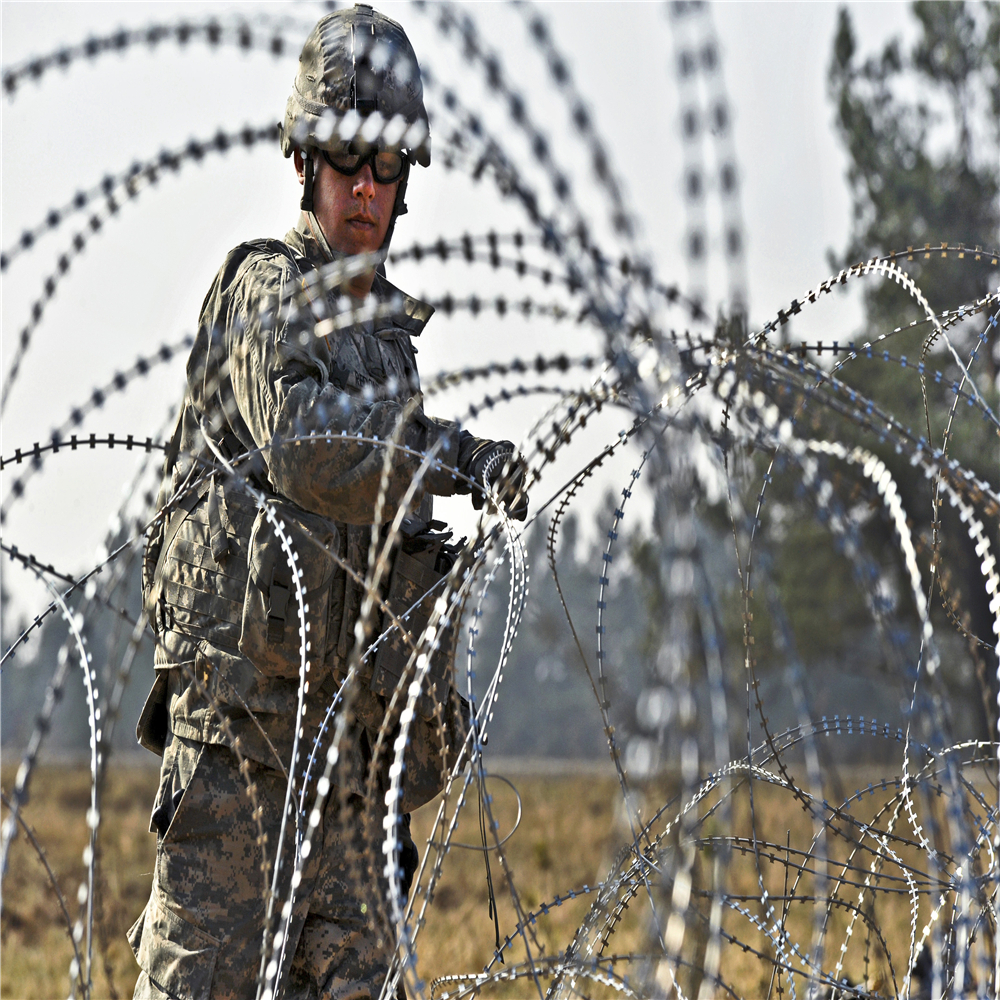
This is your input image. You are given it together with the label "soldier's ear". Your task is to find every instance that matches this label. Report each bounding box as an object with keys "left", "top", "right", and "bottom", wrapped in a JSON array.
[{"left": 293, "top": 148, "right": 306, "bottom": 185}]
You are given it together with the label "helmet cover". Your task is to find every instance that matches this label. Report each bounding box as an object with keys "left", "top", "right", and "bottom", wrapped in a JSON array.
[{"left": 280, "top": 4, "right": 431, "bottom": 167}]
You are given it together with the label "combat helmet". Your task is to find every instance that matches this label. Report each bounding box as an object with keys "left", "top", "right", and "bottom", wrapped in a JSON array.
[{"left": 279, "top": 4, "right": 431, "bottom": 250}]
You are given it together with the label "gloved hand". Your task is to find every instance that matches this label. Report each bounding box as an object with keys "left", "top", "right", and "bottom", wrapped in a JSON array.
[
  {"left": 414, "top": 417, "right": 528, "bottom": 519},
  {"left": 465, "top": 440, "right": 529, "bottom": 520}
]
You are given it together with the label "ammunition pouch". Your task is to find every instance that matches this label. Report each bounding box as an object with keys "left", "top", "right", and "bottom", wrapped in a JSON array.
[
  {"left": 239, "top": 500, "right": 340, "bottom": 678},
  {"left": 372, "top": 517, "right": 471, "bottom": 811},
  {"left": 371, "top": 518, "right": 459, "bottom": 714},
  {"left": 142, "top": 484, "right": 206, "bottom": 633},
  {"left": 143, "top": 474, "right": 259, "bottom": 648}
]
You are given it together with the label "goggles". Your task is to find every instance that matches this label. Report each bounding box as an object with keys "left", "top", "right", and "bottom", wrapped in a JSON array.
[{"left": 321, "top": 145, "right": 406, "bottom": 184}]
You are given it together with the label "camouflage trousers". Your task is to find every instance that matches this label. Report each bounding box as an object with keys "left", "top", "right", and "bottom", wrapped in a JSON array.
[{"left": 129, "top": 733, "right": 413, "bottom": 1000}]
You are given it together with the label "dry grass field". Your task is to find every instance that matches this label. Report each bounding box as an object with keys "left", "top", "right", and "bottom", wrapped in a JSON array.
[
  {"left": 1, "top": 760, "right": 950, "bottom": 999},
  {"left": 2, "top": 763, "right": 158, "bottom": 999}
]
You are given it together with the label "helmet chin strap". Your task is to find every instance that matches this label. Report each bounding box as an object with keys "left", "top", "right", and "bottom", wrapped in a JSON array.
[
  {"left": 299, "top": 147, "right": 339, "bottom": 264},
  {"left": 300, "top": 148, "right": 316, "bottom": 213},
  {"left": 378, "top": 159, "right": 410, "bottom": 270}
]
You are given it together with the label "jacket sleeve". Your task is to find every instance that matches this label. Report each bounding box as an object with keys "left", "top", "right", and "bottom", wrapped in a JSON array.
[{"left": 212, "top": 248, "right": 460, "bottom": 525}]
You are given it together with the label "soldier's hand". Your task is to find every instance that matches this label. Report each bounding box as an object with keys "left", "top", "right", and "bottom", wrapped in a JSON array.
[{"left": 466, "top": 441, "right": 528, "bottom": 520}]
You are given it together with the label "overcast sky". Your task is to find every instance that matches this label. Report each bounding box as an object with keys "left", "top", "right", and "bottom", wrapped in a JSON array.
[{"left": 1, "top": 0, "right": 914, "bottom": 624}]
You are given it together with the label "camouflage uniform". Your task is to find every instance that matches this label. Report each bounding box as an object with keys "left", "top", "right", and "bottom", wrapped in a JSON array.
[
  {"left": 130, "top": 734, "right": 400, "bottom": 1000},
  {"left": 130, "top": 215, "right": 479, "bottom": 999}
]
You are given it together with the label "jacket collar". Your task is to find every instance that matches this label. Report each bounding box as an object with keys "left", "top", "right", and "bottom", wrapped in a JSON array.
[{"left": 285, "top": 214, "right": 434, "bottom": 337}]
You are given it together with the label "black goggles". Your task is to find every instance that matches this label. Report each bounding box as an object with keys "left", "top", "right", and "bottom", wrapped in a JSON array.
[{"left": 321, "top": 146, "right": 406, "bottom": 184}]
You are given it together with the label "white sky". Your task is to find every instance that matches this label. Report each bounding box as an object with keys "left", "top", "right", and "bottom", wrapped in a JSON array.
[{"left": 0, "top": 0, "right": 914, "bottom": 625}]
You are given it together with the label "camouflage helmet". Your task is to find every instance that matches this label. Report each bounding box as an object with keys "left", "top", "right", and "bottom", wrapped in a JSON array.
[{"left": 279, "top": 4, "right": 431, "bottom": 167}]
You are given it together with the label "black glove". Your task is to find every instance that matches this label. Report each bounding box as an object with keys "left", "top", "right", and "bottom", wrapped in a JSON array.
[{"left": 465, "top": 440, "right": 529, "bottom": 520}]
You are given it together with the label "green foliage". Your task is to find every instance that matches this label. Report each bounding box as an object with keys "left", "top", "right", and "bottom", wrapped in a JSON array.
[
  {"left": 829, "top": 2, "right": 999, "bottom": 340},
  {"left": 770, "top": 503, "right": 872, "bottom": 664},
  {"left": 826, "top": 2, "right": 998, "bottom": 512},
  {"left": 784, "top": 1, "right": 1000, "bottom": 734}
]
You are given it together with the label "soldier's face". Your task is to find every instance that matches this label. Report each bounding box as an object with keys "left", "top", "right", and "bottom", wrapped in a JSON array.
[{"left": 306, "top": 153, "right": 399, "bottom": 258}]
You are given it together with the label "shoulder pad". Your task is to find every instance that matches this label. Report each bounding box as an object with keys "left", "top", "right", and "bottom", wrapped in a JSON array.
[{"left": 237, "top": 238, "right": 311, "bottom": 270}]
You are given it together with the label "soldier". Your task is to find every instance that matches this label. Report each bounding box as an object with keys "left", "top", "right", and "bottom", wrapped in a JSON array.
[{"left": 128, "top": 6, "right": 527, "bottom": 998}]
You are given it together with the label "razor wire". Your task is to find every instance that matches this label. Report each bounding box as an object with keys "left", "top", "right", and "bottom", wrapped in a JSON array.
[{"left": 2, "top": 3, "right": 999, "bottom": 1000}]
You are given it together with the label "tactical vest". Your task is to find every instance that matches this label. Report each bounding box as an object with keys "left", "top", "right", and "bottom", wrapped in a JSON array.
[{"left": 138, "top": 229, "right": 468, "bottom": 810}]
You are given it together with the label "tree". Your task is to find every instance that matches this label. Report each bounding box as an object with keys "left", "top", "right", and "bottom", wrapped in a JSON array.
[
  {"left": 825, "top": 1, "right": 999, "bottom": 735},
  {"left": 830, "top": 2, "right": 999, "bottom": 352}
]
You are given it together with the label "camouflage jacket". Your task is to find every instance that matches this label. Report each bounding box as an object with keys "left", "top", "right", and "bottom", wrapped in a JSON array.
[{"left": 139, "top": 215, "right": 474, "bottom": 796}]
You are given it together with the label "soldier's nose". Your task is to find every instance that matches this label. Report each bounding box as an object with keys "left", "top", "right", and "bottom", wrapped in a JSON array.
[{"left": 353, "top": 164, "right": 376, "bottom": 199}]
